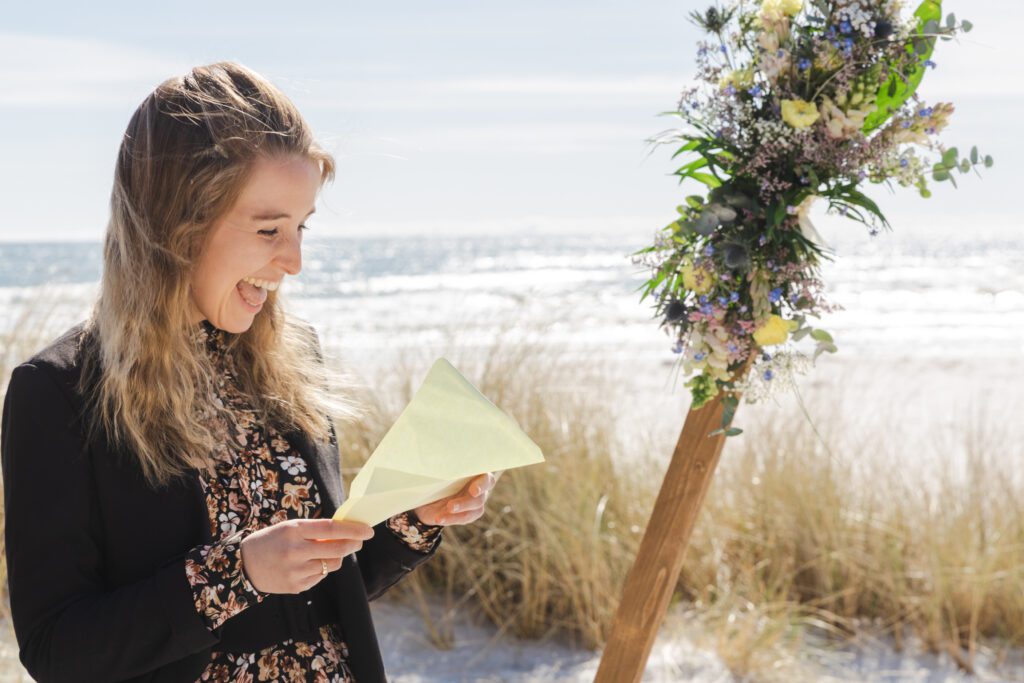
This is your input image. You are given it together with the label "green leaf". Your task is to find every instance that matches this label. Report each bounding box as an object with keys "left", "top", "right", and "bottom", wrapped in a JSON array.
[
  {"left": 942, "top": 147, "right": 958, "bottom": 165},
  {"left": 810, "top": 329, "right": 834, "bottom": 343},
  {"left": 686, "top": 195, "right": 705, "bottom": 209},
  {"left": 933, "top": 168, "right": 951, "bottom": 181},
  {"left": 862, "top": 0, "right": 942, "bottom": 133},
  {"left": 946, "top": 12, "right": 955, "bottom": 28},
  {"left": 962, "top": 19, "right": 973, "bottom": 31},
  {"left": 708, "top": 428, "right": 725, "bottom": 437},
  {"left": 959, "top": 159, "right": 971, "bottom": 173},
  {"left": 984, "top": 155, "right": 994, "bottom": 168},
  {"left": 690, "top": 172, "right": 722, "bottom": 188},
  {"left": 970, "top": 146, "right": 978, "bottom": 163},
  {"left": 725, "top": 427, "right": 743, "bottom": 437}
]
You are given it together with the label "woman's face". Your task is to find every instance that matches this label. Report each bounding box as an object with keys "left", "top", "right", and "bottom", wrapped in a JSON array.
[{"left": 189, "top": 154, "right": 321, "bottom": 333}]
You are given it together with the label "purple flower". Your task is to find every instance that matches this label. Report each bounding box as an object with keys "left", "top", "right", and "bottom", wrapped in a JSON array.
[
  {"left": 704, "top": 244, "right": 715, "bottom": 256},
  {"left": 740, "top": 305, "right": 748, "bottom": 313},
  {"left": 758, "top": 234, "right": 768, "bottom": 246},
  {"left": 858, "top": 169, "right": 868, "bottom": 180}
]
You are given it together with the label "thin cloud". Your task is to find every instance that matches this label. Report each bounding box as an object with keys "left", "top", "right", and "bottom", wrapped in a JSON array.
[{"left": 0, "top": 31, "right": 189, "bottom": 107}]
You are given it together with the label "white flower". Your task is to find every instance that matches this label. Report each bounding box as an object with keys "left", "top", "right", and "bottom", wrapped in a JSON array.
[{"left": 794, "top": 195, "right": 834, "bottom": 253}]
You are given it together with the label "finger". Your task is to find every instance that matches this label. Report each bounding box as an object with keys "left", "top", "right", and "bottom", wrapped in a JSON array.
[
  {"left": 437, "top": 506, "right": 486, "bottom": 526},
  {"left": 295, "top": 518, "right": 375, "bottom": 541},
  {"left": 300, "top": 538, "right": 364, "bottom": 561},
  {"left": 302, "top": 556, "right": 345, "bottom": 581},
  {"left": 472, "top": 472, "right": 499, "bottom": 496},
  {"left": 445, "top": 496, "right": 486, "bottom": 515}
]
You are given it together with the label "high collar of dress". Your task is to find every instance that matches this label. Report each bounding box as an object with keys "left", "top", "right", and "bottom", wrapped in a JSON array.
[{"left": 191, "top": 319, "right": 228, "bottom": 355}]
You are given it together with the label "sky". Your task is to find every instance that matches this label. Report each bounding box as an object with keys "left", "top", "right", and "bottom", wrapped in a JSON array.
[{"left": 1, "top": 0, "right": 1020, "bottom": 242}]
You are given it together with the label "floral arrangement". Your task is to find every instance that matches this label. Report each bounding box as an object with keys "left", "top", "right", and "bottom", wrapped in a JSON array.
[{"left": 633, "top": 0, "right": 991, "bottom": 436}]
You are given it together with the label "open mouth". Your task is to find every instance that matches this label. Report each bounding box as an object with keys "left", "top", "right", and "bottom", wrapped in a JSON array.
[{"left": 236, "top": 279, "right": 268, "bottom": 309}]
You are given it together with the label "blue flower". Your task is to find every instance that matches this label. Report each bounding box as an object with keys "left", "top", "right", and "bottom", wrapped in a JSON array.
[
  {"left": 717, "top": 296, "right": 727, "bottom": 306},
  {"left": 700, "top": 303, "right": 713, "bottom": 315},
  {"left": 699, "top": 295, "right": 709, "bottom": 304},
  {"left": 720, "top": 44, "right": 728, "bottom": 54},
  {"left": 730, "top": 291, "right": 739, "bottom": 302},
  {"left": 758, "top": 234, "right": 768, "bottom": 246},
  {"left": 748, "top": 84, "right": 763, "bottom": 97},
  {"left": 762, "top": 352, "right": 772, "bottom": 361},
  {"left": 695, "top": 351, "right": 706, "bottom": 360},
  {"left": 839, "top": 20, "right": 852, "bottom": 33},
  {"left": 769, "top": 287, "right": 783, "bottom": 303},
  {"left": 673, "top": 341, "right": 684, "bottom": 354},
  {"left": 843, "top": 37, "right": 854, "bottom": 51},
  {"left": 798, "top": 58, "right": 812, "bottom": 71},
  {"left": 900, "top": 158, "right": 909, "bottom": 167},
  {"left": 704, "top": 244, "right": 715, "bottom": 256},
  {"left": 776, "top": 49, "right": 785, "bottom": 57},
  {"left": 858, "top": 169, "right": 868, "bottom": 180},
  {"left": 901, "top": 120, "right": 912, "bottom": 128},
  {"left": 764, "top": 369, "right": 774, "bottom": 380},
  {"left": 727, "top": 343, "right": 738, "bottom": 353},
  {"left": 924, "top": 59, "right": 936, "bottom": 68}
]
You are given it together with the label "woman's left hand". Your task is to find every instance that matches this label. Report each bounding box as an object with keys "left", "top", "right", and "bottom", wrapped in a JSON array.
[{"left": 412, "top": 471, "right": 499, "bottom": 526}]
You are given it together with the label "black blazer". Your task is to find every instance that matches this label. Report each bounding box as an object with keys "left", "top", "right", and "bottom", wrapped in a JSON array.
[{"left": 1, "top": 322, "right": 439, "bottom": 682}]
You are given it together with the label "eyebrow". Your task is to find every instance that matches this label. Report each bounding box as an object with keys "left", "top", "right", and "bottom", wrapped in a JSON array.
[{"left": 250, "top": 207, "right": 317, "bottom": 221}]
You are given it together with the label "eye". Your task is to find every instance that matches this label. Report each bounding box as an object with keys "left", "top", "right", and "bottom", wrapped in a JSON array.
[{"left": 258, "top": 224, "right": 310, "bottom": 237}]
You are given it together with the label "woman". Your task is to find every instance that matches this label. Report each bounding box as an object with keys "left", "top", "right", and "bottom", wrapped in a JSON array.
[{"left": 0, "top": 61, "right": 495, "bottom": 683}]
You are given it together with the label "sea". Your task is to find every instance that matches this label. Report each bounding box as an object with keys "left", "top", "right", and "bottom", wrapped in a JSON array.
[{"left": 1, "top": 229, "right": 1021, "bottom": 359}]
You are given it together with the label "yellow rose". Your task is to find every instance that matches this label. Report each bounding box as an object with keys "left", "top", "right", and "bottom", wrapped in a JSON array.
[
  {"left": 781, "top": 98, "right": 820, "bottom": 129},
  {"left": 681, "top": 258, "right": 715, "bottom": 295},
  {"left": 718, "top": 67, "right": 755, "bottom": 90},
  {"left": 752, "top": 314, "right": 798, "bottom": 346},
  {"left": 760, "top": 0, "right": 802, "bottom": 20}
]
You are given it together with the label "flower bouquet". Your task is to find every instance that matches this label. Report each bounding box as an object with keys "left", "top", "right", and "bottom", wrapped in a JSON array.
[{"left": 633, "top": 0, "right": 991, "bottom": 436}]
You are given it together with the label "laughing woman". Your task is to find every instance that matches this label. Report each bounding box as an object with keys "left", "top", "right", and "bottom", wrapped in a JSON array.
[{"left": 0, "top": 61, "right": 496, "bottom": 683}]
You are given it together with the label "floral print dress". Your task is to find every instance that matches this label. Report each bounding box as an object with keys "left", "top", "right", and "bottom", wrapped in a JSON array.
[{"left": 183, "top": 319, "right": 442, "bottom": 682}]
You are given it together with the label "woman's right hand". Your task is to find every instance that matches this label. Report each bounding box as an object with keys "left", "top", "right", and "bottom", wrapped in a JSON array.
[{"left": 239, "top": 519, "right": 375, "bottom": 594}]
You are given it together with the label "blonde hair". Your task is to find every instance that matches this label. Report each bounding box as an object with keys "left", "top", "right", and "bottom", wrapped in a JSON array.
[{"left": 77, "top": 61, "right": 359, "bottom": 490}]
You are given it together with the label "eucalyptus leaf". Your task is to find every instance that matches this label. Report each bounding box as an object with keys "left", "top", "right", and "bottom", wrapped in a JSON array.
[
  {"left": 959, "top": 159, "right": 971, "bottom": 173},
  {"left": 970, "top": 146, "right": 978, "bottom": 163},
  {"left": 725, "top": 428, "right": 743, "bottom": 437},
  {"left": 933, "top": 168, "right": 950, "bottom": 181},
  {"left": 945, "top": 12, "right": 955, "bottom": 28},
  {"left": 962, "top": 19, "right": 973, "bottom": 31},
  {"left": 984, "top": 155, "right": 994, "bottom": 167},
  {"left": 810, "top": 329, "right": 834, "bottom": 343},
  {"left": 942, "top": 147, "right": 958, "bottom": 165}
]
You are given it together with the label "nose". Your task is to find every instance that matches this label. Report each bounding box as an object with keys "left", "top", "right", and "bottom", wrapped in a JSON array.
[{"left": 275, "top": 229, "right": 302, "bottom": 276}]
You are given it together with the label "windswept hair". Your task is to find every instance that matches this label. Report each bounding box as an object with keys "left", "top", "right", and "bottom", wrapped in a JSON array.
[{"left": 77, "top": 61, "right": 360, "bottom": 490}]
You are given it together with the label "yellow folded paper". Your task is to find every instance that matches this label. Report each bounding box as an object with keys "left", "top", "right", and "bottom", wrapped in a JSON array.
[{"left": 332, "top": 358, "right": 545, "bottom": 526}]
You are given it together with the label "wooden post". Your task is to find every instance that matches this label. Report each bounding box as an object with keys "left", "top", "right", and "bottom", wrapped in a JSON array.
[{"left": 594, "top": 359, "right": 752, "bottom": 683}]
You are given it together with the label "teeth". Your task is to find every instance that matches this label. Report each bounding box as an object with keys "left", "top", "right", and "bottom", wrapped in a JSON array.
[{"left": 241, "top": 276, "right": 280, "bottom": 291}]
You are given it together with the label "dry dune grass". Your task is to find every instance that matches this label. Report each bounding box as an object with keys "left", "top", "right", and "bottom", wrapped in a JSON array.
[
  {"left": 332, "top": 329, "right": 1024, "bottom": 679},
  {"left": 0, "top": 303, "right": 1021, "bottom": 681}
]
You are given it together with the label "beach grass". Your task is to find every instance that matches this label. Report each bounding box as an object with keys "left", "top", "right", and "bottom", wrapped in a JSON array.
[
  {"left": 0, "top": 307, "right": 1022, "bottom": 681},
  {"left": 332, "top": 332, "right": 1024, "bottom": 680}
]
